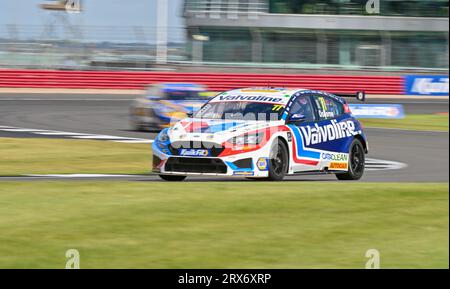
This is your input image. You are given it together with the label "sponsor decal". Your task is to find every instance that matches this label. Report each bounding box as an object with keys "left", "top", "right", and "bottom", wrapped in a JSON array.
[
  {"left": 287, "top": 132, "right": 292, "bottom": 142},
  {"left": 300, "top": 120, "right": 360, "bottom": 146},
  {"left": 256, "top": 157, "right": 269, "bottom": 171},
  {"left": 272, "top": 104, "right": 284, "bottom": 111},
  {"left": 329, "top": 162, "right": 348, "bottom": 170},
  {"left": 179, "top": 149, "right": 210, "bottom": 157},
  {"left": 318, "top": 111, "right": 335, "bottom": 118},
  {"left": 215, "top": 95, "right": 283, "bottom": 103},
  {"left": 404, "top": 75, "right": 449, "bottom": 96},
  {"left": 233, "top": 171, "right": 255, "bottom": 176},
  {"left": 349, "top": 104, "right": 405, "bottom": 119},
  {"left": 322, "top": 153, "right": 348, "bottom": 162}
]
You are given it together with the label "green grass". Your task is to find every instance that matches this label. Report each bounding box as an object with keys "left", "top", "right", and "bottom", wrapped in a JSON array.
[
  {"left": 0, "top": 182, "right": 447, "bottom": 268},
  {"left": 0, "top": 138, "right": 151, "bottom": 175},
  {"left": 0, "top": 136, "right": 448, "bottom": 268},
  {"left": 360, "top": 114, "right": 449, "bottom": 132}
]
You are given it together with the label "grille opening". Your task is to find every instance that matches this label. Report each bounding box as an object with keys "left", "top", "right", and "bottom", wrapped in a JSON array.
[
  {"left": 169, "top": 141, "right": 224, "bottom": 157},
  {"left": 232, "top": 158, "right": 253, "bottom": 169},
  {"left": 165, "top": 157, "right": 227, "bottom": 174}
]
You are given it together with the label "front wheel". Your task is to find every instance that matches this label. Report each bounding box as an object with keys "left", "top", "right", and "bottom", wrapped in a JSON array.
[
  {"left": 159, "top": 175, "right": 186, "bottom": 181},
  {"left": 265, "top": 139, "right": 289, "bottom": 181},
  {"left": 336, "top": 139, "right": 365, "bottom": 180}
]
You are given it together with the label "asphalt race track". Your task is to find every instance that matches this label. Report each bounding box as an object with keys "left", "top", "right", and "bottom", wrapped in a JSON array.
[{"left": 0, "top": 93, "right": 448, "bottom": 182}]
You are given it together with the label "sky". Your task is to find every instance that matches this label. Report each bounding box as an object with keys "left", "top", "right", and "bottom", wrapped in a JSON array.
[{"left": 0, "top": 0, "right": 186, "bottom": 43}]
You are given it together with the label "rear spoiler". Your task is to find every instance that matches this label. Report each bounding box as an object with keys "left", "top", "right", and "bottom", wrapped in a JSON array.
[{"left": 333, "top": 91, "right": 366, "bottom": 102}]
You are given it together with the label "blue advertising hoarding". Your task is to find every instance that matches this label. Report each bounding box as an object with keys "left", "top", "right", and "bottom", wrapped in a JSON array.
[
  {"left": 349, "top": 104, "right": 405, "bottom": 119},
  {"left": 404, "top": 75, "right": 449, "bottom": 96}
]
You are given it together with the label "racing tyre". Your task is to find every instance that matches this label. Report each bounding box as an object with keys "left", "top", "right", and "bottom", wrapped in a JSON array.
[
  {"left": 336, "top": 139, "right": 365, "bottom": 181},
  {"left": 131, "top": 122, "right": 145, "bottom": 132},
  {"left": 159, "top": 175, "right": 186, "bottom": 181},
  {"left": 266, "top": 139, "right": 289, "bottom": 181}
]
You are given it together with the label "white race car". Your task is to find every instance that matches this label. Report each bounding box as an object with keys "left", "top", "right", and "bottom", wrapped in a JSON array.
[{"left": 152, "top": 88, "right": 368, "bottom": 181}]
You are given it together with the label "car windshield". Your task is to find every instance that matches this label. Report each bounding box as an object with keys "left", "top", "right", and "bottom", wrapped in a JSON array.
[
  {"left": 194, "top": 101, "right": 285, "bottom": 121},
  {"left": 165, "top": 90, "right": 202, "bottom": 100}
]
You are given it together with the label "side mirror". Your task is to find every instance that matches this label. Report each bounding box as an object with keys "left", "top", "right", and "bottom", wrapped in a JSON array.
[
  {"left": 287, "top": 114, "right": 306, "bottom": 124},
  {"left": 186, "top": 112, "right": 194, "bottom": 118}
]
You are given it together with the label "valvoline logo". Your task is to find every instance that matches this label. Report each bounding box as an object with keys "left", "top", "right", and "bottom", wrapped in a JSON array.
[
  {"left": 179, "top": 149, "right": 210, "bottom": 157},
  {"left": 216, "top": 95, "right": 284, "bottom": 103},
  {"left": 300, "top": 120, "right": 360, "bottom": 146}
]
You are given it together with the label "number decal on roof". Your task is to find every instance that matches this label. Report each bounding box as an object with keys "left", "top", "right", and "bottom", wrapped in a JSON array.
[{"left": 272, "top": 104, "right": 284, "bottom": 111}]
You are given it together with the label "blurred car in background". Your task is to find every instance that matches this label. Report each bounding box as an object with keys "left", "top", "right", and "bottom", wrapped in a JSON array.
[{"left": 130, "top": 83, "right": 212, "bottom": 131}]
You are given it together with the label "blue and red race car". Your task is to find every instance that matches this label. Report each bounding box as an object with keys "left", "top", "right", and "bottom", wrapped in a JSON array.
[
  {"left": 152, "top": 87, "right": 368, "bottom": 181},
  {"left": 130, "top": 83, "right": 211, "bottom": 131}
]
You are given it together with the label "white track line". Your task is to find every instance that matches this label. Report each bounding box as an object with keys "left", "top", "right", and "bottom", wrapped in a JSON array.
[
  {"left": 21, "top": 158, "right": 405, "bottom": 179},
  {"left": 5, "top": 159, "right": 406, "bottom": 180},
  {"left": 365, "top": 158, "right": 407, "bottom": 171},
  {"left": 71, "top": 135, "right": 138, "bottom": 140},
  {"left": 0, "top": 98, "right": 133, "bottom": 101},
  {"left": 25, "top": 174, "right": 141, "bottom": 178},
  {"left": 0, "top": 125, "right": 406, "bottom": 170},
  {"left": 113, "top": 139, "right": 154, "bottom": 143},
  {"left": 0, "top": 125, "right": 154, "bottom": 143},
  {"left": 0, "top": 128, "right": 50, "bottom": 132},
  {"left": 33, "top": 131, "right": 92, "bottom": 136}
]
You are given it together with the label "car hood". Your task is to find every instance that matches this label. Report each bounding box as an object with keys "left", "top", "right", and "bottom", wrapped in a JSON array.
[
  {"left": 156, "top": 99, "right": 208, "bottom": 113},
  {"left": 168, "top": 118, "right": 284, "bottom": 144}
]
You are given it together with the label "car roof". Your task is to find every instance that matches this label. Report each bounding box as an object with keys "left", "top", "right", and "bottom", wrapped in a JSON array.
[
  {"left": 223, "top": 87, "right": 346, "bottom": 104},
  {"left": 228, "top": 87, "right": 306, "bottom": 95},
  {"left": 160, "top": 83, "right": 205, "bottom": 91},
  {"left": 210, "top": 87, "right": 307, "bottom": 105}
]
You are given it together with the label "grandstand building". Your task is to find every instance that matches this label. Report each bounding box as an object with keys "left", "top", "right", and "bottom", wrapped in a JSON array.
[{"left": 183, "top": 0, "right": 449, "bottom": 70}]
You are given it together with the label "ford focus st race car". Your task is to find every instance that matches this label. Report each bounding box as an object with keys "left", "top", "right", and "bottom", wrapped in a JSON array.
[
  {"left": 152, "top": 88, "right": 368, "bottom": 181},
  {"left": 130, "top": 83, "right": 210, "bottom": 131}
]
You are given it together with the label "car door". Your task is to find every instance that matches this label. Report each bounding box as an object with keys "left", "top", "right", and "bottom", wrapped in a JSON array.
[
  {"left": 310, "top": 94, "right": 356, "bottom": 170},
  {"left": 285, "top": 93, "right": 323, "bottom": 173}
]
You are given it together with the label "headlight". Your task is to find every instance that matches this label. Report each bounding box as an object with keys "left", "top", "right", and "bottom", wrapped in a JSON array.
[
  {"left": 229, "top": 133, "right": 264, "bottom": 145},
  {"left": 157, "top": 129, "right": 170, "bottom": 142}
]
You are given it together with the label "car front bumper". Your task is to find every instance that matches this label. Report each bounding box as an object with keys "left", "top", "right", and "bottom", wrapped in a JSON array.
[{"left": 152, "top": 141, "right": 272, "bottom": 178}]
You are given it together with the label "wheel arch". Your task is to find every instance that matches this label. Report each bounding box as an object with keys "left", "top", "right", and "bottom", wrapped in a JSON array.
[
  {"left": 275, "top": 135, "right": 290, "bottom": 173},
  {"left": 354, "top": 135, "right": 368, "bottom": 154}
]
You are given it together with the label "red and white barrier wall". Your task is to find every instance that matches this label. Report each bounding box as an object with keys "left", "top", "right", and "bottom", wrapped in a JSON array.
[{"left": 0, "top": 69, "right": 404, "bottom": 94}]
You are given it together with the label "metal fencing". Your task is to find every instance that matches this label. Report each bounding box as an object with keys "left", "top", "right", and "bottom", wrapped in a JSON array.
[
  {"left": 184, "top": 0, "right": 269, "bottom": 13},
  {"left": 0, "top": 24, "right": 448, "bottom": 71},
  {"left": 0, "top": 24, "right": 187, "bottom": 70}
]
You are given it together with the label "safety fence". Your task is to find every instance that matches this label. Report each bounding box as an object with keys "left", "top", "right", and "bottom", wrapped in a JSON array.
[{"left": 0, "top": 69, "right": 404, "bottom": 94}]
